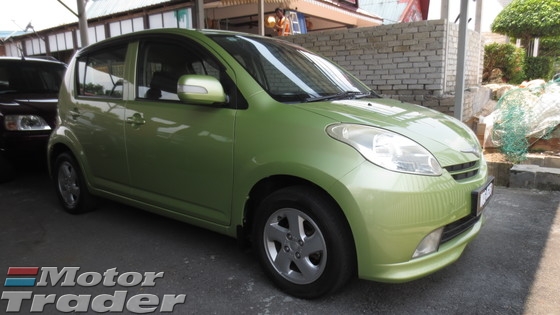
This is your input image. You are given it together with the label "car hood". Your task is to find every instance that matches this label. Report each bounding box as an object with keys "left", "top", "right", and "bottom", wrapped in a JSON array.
[
  {"left": 297, "top": 97, "right": 482, "bottom": 167},
  {"left": 0, "top": 93, "right": 58, "bottom": 128}
]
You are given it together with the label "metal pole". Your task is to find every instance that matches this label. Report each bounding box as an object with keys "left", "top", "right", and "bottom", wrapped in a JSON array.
[
  {"left": 76, "top": 0, "right": 89, "bottom": 47},
  {"left": 197, "top": 0, "right": 205, "bottom": 28},
  {"left": 474, "top": 0, "right": 482, "bottom": 32},
  {"left": 258, "top": 0, "right": 264, "bottom": 36},
  {"left": 475, "top": 0, "right": 483, "bottom": 85},
  {"left": 533, "top": 38, "right": 540, "bottom": 57},
  {"left": 454, "top": 0, "right": 469, "bottom": 121},
  {"left": 440, "top": 0, "right": 449, "bottom": 20}
]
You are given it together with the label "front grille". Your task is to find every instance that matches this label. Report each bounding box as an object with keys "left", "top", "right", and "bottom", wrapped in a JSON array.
[
  {"left": 440, "top": 215, "right": 480, "bottom": 244},
  {"left": 444, "top": 161, "right": 479, "bottom": 181}
]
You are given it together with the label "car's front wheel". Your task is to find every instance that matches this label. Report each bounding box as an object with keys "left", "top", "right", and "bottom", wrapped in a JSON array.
[
  {"left": 53, "top": 152, "right": 96, "bottom": 214},
  {"left": 253, "top": 186, "right": 356, "bottom": 299}
]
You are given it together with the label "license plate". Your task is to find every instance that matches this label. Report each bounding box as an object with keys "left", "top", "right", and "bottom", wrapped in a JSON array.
[{"left": 471, "top": 176, "right": 494, "bottom": 217}]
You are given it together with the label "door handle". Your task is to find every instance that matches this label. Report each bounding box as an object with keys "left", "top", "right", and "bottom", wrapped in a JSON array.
[
  {"left": 69, "top": 108, "right": 80, "bottom": 119},
  {"left": 126, "top": 113, "right": 146, "bottom": 127}
]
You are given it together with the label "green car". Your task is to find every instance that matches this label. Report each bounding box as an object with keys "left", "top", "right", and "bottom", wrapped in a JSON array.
[{"left": 48, "top": 29, "right": 494, "bottom": 299}]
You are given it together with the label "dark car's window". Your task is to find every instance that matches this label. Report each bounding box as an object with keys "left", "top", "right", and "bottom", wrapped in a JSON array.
[
  {"left": 0, "top": 61, "right": 66, "bottom": 94},
  {"left": 137, "top": 40, "right": 222, "bottom": 101},
  {"left": 76, "top": 45, "right": 127, "bottom": 98},
  {"left": 209, "top": 34, "right": 372, "bottom": 103}
]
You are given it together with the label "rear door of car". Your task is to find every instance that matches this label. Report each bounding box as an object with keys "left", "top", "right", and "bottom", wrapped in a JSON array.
[
  {"left": 70, "top": 44, "right": 130, "bottom": 194},
  {"left": 124, "top": 36, "right": 236, "bottom": 225}
]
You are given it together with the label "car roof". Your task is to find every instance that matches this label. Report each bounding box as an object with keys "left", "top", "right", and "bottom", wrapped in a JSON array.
[
  {"left": 77, "top": 28, "right": 274, "bottom": 54},
  {"left": 0, "top": 56, "right": 66, "bottom": 65}
]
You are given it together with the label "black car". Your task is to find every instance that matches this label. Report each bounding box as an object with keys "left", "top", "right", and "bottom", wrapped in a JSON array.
[{"left": 0, "top": 56, "right": 66, "bottom": 181}]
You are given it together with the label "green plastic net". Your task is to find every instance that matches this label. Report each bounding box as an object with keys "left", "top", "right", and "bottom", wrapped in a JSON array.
[{"left": 491, "top": 80, "right": 560, "bottom": 163}]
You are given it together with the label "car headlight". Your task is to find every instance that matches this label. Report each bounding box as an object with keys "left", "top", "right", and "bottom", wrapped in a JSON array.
[
  {"left": 4, "top": 115, "right": 51, "bottom": 131},
  {"left": 327, "top": 123, "right": 442, "bottom": 176}
]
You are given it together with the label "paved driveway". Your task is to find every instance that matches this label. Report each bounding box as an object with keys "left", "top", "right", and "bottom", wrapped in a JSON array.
[{"left": 1, "top": 164, "right": 559, "bottom": 314}]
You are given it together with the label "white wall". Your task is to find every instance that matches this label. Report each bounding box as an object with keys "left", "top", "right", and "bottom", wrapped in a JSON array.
[{"left": 428, "top": 0, "right": 511, "bottom": 32}]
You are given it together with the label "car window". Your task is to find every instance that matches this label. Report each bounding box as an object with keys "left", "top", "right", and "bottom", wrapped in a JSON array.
[
  {"left": 209, "top": 34, "right": 371, "bottom": 103},
  {"left": 0, "top": 61, "right": 65, "bottom": 94},
  {"left": 76, "top": 45, "right": 127, "bottom": 98},
  {"left": 0, "top": 66, "right": 10, "bottom": 91},
  {"left": 137, "top": 40, "right": 222, "bottom": 101}
]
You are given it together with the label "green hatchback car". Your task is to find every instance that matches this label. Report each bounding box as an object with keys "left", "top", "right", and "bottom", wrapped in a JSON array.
[{"left": 48, "top": 29, "right": 494, "bottom": 299}]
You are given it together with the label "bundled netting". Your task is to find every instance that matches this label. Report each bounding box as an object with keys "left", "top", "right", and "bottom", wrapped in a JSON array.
[{"left": 492, "top": 80, "right": 560, "bottom": 163}]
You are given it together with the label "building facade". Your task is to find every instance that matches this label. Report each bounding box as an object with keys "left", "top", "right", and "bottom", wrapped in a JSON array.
[{"left": 1, "top": 0, "right": 385, "bottom": 62}]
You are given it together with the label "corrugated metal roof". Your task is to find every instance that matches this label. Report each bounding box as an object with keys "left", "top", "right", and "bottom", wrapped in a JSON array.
[
  {"left": 220, "top": 0, "right": 287, "bottom": 5},
  {"left": 0, "top": 30, "right": 27, "bottom": 40},
  {"left": 359, "top": 0, "right": 407, "bottom": 24},
  {"left": 86, "top": 0, "right": 175, "bottom": 19}
]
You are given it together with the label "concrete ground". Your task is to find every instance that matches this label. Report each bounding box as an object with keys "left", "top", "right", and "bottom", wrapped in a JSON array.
[{"left": 1, "top": 163, "right": 559, "bottom": 314}]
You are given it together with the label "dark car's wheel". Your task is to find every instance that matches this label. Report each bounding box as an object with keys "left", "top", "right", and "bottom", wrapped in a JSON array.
[
  {"left": 253, "top": 186, "right": 356, "bottom": 299},
  {"left": 53, "top": 152, "right": 96, "bottom": 214}
]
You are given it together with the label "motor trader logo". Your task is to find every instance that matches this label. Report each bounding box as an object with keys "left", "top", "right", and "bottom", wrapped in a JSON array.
[{"left": 1, "top": 267, "right": 186, "bottom": 313}]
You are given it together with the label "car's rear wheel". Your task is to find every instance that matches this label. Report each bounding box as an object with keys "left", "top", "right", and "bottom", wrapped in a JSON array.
[
  {"left": 53, "top": 152, "right": 96, "bottom": 214},
  {"left": 253, "top": 186, "right": 356, "bottom": 299}
]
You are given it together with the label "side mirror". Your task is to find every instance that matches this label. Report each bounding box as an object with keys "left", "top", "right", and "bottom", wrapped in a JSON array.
[{"left": 177, "top": 75, "right": 227, "bottom": 105}]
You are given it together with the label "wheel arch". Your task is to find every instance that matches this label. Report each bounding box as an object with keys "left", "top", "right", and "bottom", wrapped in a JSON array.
[
  {"left": 48, "top": 141, "right": 100, "bottom": 206},
  {"left": 247, "top": 180, "right": 359, "bottom": 298},
  {"left": 241, "top": 175, "right": 357, "bottom": 259},
  {"left": 47, "top": 126, "right": 89, "bottom": 180},
  {"left": 47, "top": 142, "right": 74, "bottom": 178}
]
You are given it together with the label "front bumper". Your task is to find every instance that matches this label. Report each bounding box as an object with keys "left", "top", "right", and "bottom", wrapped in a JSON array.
[
  {"left": 363, "top": 215, "right": 484, "bottom": 282},
  {"left": 329, "top": 159, "right": 489, "bottom": 282},
  {"left": 1, "top": 131, "right": 51, "bottom": 155}
]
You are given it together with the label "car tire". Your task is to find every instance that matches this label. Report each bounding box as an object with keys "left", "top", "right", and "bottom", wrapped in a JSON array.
[
  {"left": 253, "top": 185, "right": 356, "bottom": 299},
  {"left": 53, "top": 152, "right": 97, "bottom": 214}
]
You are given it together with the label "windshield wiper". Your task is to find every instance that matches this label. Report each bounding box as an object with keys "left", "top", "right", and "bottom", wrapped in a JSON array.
[
  {"left": 368, "top": 90, "right": 382, "bottom": 98},
  {"left": 305, "top": 90, "right": 377, "bottom": 103}
]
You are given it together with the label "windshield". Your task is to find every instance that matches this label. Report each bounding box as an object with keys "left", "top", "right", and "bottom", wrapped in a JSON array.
[
  {"left": 209, "top": 34, "right": 375, "bottom": 103},
  {"left": 0, "top": 61, "right": 66, "bottom": 95}
]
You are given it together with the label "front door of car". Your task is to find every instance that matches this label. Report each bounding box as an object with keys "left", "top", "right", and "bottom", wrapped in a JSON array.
[{"left": 124, "top": 39, "right": 235, "bottom": 225}]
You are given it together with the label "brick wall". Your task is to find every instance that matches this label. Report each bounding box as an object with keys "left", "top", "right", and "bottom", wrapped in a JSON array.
[{"left": 283, "top": 19, "right": 485, "bottom": 119}]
